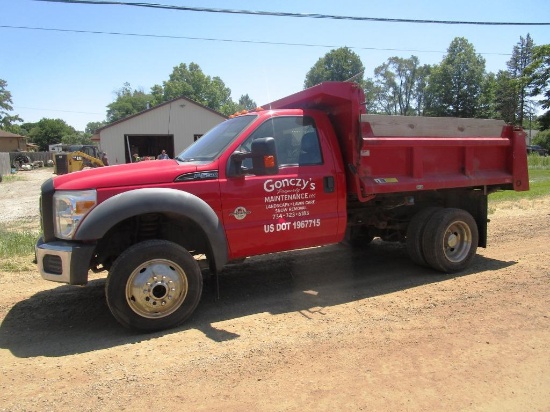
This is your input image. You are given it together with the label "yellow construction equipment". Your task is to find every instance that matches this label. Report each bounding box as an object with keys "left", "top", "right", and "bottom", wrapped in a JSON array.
[{"left": 53, "top": 145, "right": 105, "bottom": 175}]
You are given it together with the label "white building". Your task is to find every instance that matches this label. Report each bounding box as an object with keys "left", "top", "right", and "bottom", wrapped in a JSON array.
[
  {"left": 95, "top": 97, "right": 226, "bottom": 164},
  {"left": 49, "top": 143, "right": 64, "bottom": 152}
]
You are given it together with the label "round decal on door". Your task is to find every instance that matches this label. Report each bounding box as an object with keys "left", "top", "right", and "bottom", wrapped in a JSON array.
[{"left": 230, "top": 206, "right": 251, "bottom": 220}]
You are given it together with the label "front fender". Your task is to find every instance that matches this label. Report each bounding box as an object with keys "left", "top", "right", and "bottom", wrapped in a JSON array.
[{"left": 75, "top": 188, "right": 228, "bottom": 272}]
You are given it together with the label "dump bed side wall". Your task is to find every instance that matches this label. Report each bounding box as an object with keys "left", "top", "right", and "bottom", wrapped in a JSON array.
[{"left": 358, "top": 115, "right": 529, "bottom": 196}]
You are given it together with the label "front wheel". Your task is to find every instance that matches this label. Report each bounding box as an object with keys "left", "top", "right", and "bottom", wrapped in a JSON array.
[
  {"left": 421, "top": 208, "right": 479, "bottom": 273},
  {"left": 106, "top": 240, "right": 203, "bottom": 332}
]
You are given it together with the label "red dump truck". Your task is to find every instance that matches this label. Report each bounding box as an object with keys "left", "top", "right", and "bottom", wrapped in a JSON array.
[{"left": 35, "top": 82, "right": 529, "bottom": 331}]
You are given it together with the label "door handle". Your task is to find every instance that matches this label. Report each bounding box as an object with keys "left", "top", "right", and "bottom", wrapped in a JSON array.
[{"left": 323, "top": 176, "right": 335, "bottom": 193}]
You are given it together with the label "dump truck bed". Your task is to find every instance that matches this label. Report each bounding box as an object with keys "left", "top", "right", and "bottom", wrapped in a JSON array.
[
  {"left": 267, "top": 81, "right": 529, "bottom": 201},
  {"left": 358, "top": 115, "right": 529, "bottom": 196}
]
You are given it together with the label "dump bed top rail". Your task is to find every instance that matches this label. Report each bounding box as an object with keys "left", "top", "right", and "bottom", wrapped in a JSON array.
[{"left": 361, "top": 114, "right": 506, "bottom": 137}]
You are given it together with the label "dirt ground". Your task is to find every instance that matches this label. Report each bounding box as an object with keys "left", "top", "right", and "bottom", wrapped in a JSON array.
[{"left": 0, "top": 168, "right": 549, "bottom": 411}]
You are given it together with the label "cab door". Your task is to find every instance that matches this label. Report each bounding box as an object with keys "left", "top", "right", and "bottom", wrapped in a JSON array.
[{"left": 220, "top": 115, "right": 342, "bottom": 259}]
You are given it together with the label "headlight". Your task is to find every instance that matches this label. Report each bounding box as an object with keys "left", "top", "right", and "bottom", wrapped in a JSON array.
[{"left": 53, "top": 190, "right": 97, "bottom": 239}]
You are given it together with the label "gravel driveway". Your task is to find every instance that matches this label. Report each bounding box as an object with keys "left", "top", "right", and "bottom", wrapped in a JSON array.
[{"left": 0, "top": 167, "right": 549, "bottom": 411}]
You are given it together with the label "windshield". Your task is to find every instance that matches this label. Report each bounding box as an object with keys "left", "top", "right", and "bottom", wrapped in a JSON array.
[{"left": 176, "top": 115, "right": 257, "bottom": 162}]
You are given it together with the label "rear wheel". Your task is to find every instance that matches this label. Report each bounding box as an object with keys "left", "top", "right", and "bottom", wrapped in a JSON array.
[
  {"left": 106, "top": 240, "right": 203, "bottom": 331},
  {"left": 406, "top": 207, "right": 441, "bottom": 266},
  {"left": 421, "top": 208, "right": 478, "bottom": 273}
]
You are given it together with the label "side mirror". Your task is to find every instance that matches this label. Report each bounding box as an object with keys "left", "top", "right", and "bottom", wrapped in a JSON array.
[
  {"left": 251, "top": 137, "right": 278, "bottom": 175},
  {"left": 229, "top": 137, "right": 278, "bottom": 176}
]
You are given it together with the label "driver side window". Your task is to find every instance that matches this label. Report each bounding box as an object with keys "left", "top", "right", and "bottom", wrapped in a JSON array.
[{"left": 238, "top": 116, "right": 322, "bottom": 168}]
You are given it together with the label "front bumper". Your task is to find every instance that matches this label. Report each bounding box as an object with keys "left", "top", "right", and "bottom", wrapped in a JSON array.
[{"left": 35, "top": 237, "right": 96, "bottom": 285}]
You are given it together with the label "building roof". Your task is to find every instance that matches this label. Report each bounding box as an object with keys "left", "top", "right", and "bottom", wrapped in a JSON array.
[
  {"left": 0, "top": 130, "right": 26, "bottom": 139},
  {"left": 95, "top": 96, "right": 227, "bottom": 133}
]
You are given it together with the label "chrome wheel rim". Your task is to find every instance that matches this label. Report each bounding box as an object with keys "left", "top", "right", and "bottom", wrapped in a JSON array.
[
  {"left": 442, "top": 221, "right": 472, "bottom": 263},
  {"left": 126, "top": 259, "right": 188, "bottom": 319}
]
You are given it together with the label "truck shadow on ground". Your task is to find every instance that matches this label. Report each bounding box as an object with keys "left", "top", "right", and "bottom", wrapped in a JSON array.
[{"left": 0, "top": 241, "right": 515, "bottom": 358}]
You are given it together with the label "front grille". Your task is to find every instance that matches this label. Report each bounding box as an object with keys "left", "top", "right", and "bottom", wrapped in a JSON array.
[{"left": 43, "top": 255, "right": 63, "bottom": 275}]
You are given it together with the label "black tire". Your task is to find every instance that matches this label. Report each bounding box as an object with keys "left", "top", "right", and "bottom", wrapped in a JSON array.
[
  {"left": 406, "top": 207, "right": 442, "bottom": 266},
  {"left": 106, "top": 240, "right": 203, "bottom": 332},
  {"left": 421, "top": 208, "right": 479, "bottom": 273}
]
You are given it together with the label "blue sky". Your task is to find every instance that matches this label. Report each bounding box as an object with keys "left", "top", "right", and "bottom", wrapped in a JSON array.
[{"left": 2, "top": 0, "right": 550, "bottom": 131}]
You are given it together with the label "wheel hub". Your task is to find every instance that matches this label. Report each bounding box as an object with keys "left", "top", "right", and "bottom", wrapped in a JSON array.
[
  {"left": 447, "top": 232, "right": 459, "bottom": 248},
  {"left": 126, "top": 260, "right": 188, "bottom": 319},
  {"left": 150, "top": 281, "right": 168, "bottom": 300},
  {"left": 444, "top": 222, "right": 472, "bottom": 263},
  {"left": 146, "top": 276, "right": 172, "bottom": 304}
]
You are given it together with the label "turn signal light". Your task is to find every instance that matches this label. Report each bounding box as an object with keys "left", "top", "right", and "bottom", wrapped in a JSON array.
[{"left": 264, "top": 155, "right": 275, "bottom": 168}]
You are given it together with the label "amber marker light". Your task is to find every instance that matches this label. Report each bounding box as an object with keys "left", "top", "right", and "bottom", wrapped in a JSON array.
[
  {"left": 75, "top": 200, "right": 96, "bottom": 214},
  {"left": 264, "top": 155, "right": 275, "bottom": 168}
]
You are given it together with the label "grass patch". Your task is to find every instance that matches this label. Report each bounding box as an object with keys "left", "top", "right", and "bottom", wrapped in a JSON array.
[
  {"left": 0, "top": 225, "right": 38, "bottom": 271},
  {"left": 527, "top": 153, "right": 550, "bottom": 170},
  {"left": 1, "top": 174, "right": 26, "bottom": 183},
  {"left": 490, "top": 169, "right": 550, "bottom": 203}
]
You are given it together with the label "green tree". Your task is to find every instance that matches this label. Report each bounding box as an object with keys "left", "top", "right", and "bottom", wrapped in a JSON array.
[
  {"left": 494, "top": 70, "right": 518, "bottom": 123},
  {"left": 425, "top": 37, "right": 486, "bottom": 117},
  {"left": 5, "top": 123, "right": 36, "bottom": 136},
  {"left": 372, "top": 60, "right": 399, "bottom": 115},
  {"left": 28, "top": 118, "right": 77, "bottom": 151},
  {"left": 537, "top": 111, "right": 550, "bottom": 131},
  {"left": 61, "top": 131, "right": 93, "bottom": 146},
  {"left": 85, "top": 121, "right": 107, "bottom": 134},
  {"left": 362, "top": 78, "right": 381, "bottom": 114},
  {"left": 106, "top": 83, "right": 153, "bottom": 123},
  {"left": 478, "top": 72, "right": 499, "bottom": 119},
  {"left": 372, "top": 56, "right": 426, "bottom": 115},
  {"left": 237, "top": 94, "right": 257, "bottom": 111},
  {"left": 151, "top": 62, "right": 234, "bottom": 115},
  {"left": 2, "top": 124, "right": 25, "bottom": 135},
  {"left": 414, "top": 64, "right": 432, "bottom": 116},
  {"left": 304, "top": 47, "right": 365, "bottom": 89},
  {"left": 533, "top": 129, "right": 550, "bottom": 151},
  {"left": 149, "top": 84, "right": 164, "bottom": 107},
  {"left": 507, "top": 34, "right": 535, "bottom": 125},
  {"left": 525, "top": 44, "right": 550, "bottom": 130},
  {"left": 0, "top": 79, "right": 23, "bottom": 129}
]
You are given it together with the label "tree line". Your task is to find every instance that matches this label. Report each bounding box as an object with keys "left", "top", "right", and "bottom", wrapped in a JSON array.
[
  {"left": 1, "top": 34, "right": 549, "bottom": 151},
  {"left": 306, "top": 36, "right": 545, "bottom": 125},
  {"left": 303, "top": 35, "right": 550, "bottom": 149}
]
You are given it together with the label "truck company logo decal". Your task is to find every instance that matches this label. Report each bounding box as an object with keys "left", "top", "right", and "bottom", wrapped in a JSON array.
[
  {"left": 263, "top": 178, "right": 315, "bottom": 193},
  {"left": 262, "top": 177, "right": 318, "bottom": 223},
  {"left": 230, "top": 206, "right": 251, "bottom": 220}
]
